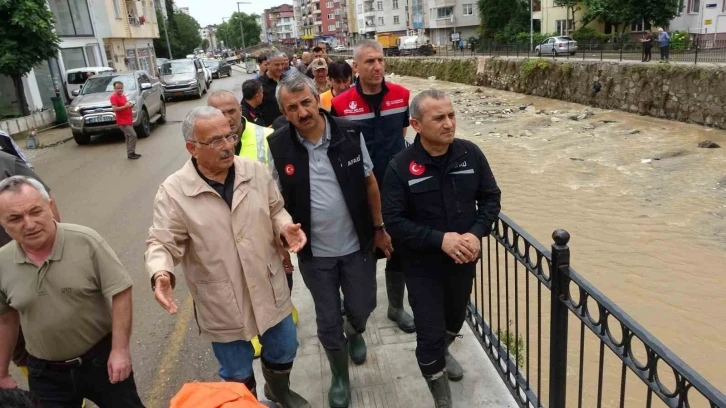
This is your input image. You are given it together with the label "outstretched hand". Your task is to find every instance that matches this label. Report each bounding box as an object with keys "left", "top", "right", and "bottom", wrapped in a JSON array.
[{"left": 281, "top": 223, "right": 307, "bottom": 253}]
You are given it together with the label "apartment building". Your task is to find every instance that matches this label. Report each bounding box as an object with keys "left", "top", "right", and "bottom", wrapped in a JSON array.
[
  {"left": 670, "top": 0, "right": 726, "bottom": 41},
  {"left": 265, "top": 4, "right": 297, "bottom": 46},
  {"left": 356, "top": 0, "right": 410, "bottom": 39},
  {"left": 93, "top": 0, "right": 160, "bottom": 73},
  {"left": 426, "top": 0, "right": 478, "bottom": 46},
  {"left": 296, "top": 0, "right": 348, "bottom": 47},
  {"left": 200, "top": 25, "right": 219, "bottom": 51},
  {"left": 257, "top": 14, "right": 269, "bottom": 44}
]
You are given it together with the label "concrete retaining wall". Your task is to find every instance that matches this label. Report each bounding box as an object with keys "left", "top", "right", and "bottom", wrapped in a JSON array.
[
  {"left": 0, "top": 110, "right": 56, "bottom": 136},
  {"left": 385, "top": 57, "right": 726, "bottom": 129}
]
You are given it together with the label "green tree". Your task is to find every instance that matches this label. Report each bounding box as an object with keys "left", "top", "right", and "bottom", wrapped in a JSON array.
[
  {"left": 554, "top": 0, "right": 583, "bottom": 31},
  {"left": 201, "top": 38, "right": 210, "bottom": 51},
  {"left": 153, "top": 10, "right": 202, "bottom": 58},
  {"left": 634, "top": 0, "right": 680, "bottom": 27},
  {"left": 217, "top": 12, "right": 261, "bottom": 49},
  {"left": 477, "top": 0, "right": 530, "bottom": 39},
  {"left": 0, "top": 0, "right": 60, "bottom": 116},
  {"left": 581, "top": 0, "right": 635, "bottom": 35}
]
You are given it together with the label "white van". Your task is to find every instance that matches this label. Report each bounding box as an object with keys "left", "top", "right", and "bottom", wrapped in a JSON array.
[{"left": 65, "top": 67, "right": 115, "bottom": 100}]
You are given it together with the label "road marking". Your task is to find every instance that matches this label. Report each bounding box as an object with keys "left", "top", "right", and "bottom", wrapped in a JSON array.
[{"left": 146, "top": 296, "right": 194, "bottom": 408}]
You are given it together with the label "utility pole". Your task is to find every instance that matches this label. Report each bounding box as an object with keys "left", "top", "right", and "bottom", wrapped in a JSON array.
[
  {"left": 237, "top": 1, "right": 251, "bottom": 50},
  {"left": 530, "top": 0, "right": 534, "bottom": 51},
  {"left": 222, "top": 17, "right": 231, "bottom": 49},
  {"left": 155, "top": 0, "right": 173, "bottom": 58}
]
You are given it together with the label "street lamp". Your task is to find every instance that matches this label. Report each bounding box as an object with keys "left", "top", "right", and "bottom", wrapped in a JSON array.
[
  {"left": 154, "top": 0, "right": 173, "bottom": 58},
  {"left": 237, "top": 1, "right": 251, "bottom": 50}
]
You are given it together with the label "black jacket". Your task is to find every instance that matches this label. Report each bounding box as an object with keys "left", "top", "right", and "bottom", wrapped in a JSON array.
[
  {"left": 267, "top": 110, "right": 374, "bottom": 258},
  {"left": 258, "top": 73, "right": 285, "bottom": 127},
  {"left": 241, "top": 100, "right": 265, "bottom": 127},
  {"left": 382, "top": 136, "right": 501, "bottom": 274}
]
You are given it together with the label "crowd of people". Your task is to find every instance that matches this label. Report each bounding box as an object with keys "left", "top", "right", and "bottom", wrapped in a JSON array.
[{"left": 0, "top": 39, "right": 501, "bottom": 408}]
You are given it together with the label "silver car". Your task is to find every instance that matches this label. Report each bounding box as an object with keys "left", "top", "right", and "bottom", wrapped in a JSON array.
[
  {"left": 67, "top": 71, "right": 166, "bottom": 145},
  {"left": 535, "top": 36, "right": 578, "bottom": 56},
  {"left": 159, "top": 59, "right": 208, "bottom": 100}
]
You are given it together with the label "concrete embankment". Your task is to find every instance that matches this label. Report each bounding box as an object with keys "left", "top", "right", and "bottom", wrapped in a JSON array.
[{"left": 385, "top": 57, "right": 726, "bottom": 129}]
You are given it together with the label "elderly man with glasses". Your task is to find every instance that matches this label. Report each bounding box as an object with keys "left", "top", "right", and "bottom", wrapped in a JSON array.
[{"left": 145, "top": 106, "right": 311, "bottom": 408}]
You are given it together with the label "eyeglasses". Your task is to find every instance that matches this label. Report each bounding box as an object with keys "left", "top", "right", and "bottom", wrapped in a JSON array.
[{"left": 195, "top": 133, "right": 239, "bottom": 149}]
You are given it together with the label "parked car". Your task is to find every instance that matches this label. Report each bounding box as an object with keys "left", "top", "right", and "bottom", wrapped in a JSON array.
[
  {"left": 200, "top": 60, "right": 213, "bottom": 87},
  {"left": 535, "top": 36, "right": 578, "bottom": 56},
  {"left": 155, "top": 57, "right": 169, "bottom": 77},
  {"left": 333, "top": 45, "right": 346, "bottom": 52},
  {"left": 204, "top": 59, "right": 232, "bottom": 78},
  {"left": 159, "top": 59, "right": 208, "bottom": 100},
  {"left": 65, "top": 67, "right": 116, "bottom": 101},
  {"left": 67, "top": 71, "right": 166, "bottom": 145}
]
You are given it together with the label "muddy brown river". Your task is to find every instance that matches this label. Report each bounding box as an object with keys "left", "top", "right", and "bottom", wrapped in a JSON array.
[{"left": 388, "top": 74, "right": 726, "bottom": 404}]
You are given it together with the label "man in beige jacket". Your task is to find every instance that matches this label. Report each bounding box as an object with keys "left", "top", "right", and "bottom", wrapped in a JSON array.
[{"left": 145, "top": 106, "right": 310, "bottom": 408}]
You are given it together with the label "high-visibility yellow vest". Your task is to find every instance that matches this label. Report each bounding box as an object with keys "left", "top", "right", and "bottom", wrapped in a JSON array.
[{"left": 238, "top": 118, "right": 273, "bottom": 164}]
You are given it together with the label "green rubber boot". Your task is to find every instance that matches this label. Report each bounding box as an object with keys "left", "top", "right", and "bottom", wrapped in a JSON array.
[
  {"left": 445, "top": 333, "right": 464, "bottom": 381},
  {"left": 385, "top": 269, "right": 416, "bottom": 333},
  {"left": 344, "top": 320, "right": 367, "bottom": 365},
  {"left": 261, "top": 361, "right": 311, "bottom": 408},
  {"left": 425, "top": 371, "right": 453, "bottom": 408},
  {"left": 325, "top": 347, "right": 351, "bottom": 408}
]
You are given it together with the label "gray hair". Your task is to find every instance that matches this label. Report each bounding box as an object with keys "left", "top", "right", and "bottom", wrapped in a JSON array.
[
  {"left": 267, "top": 50, "right": 287, "bottom": 60},
  {"left": 207, "top": 90, "right": 237, "bottom": 106},
  {"left": 410, "top": 89, "right": 449, "bottom": 120},
  {"left": 182, "top": 106, "right": 225, "bottom": 142},
  {"left": 354, "top": 40, "right": 383, "bottom": 61},
  {"left": 275, "top": 72, "right": 320, "bottom": 112},
  {"left": 0, "top": 175, "right": 50, "bottom": 202}
]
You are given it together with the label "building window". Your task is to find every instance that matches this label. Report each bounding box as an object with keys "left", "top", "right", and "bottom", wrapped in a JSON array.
[
  {"left": 630, "top": 20, "right": 651, "bottom": 32},
  {"left": 336, "top": 20, "right": 342, "bottom": 28},
  {"left": 688, "top": 0, "right": 700, "bottom": 13},
  {"left": 48, "top": 0, "right": 94, "bottom": 36},
  {"left": 335, "top": 8, "right": 341, "bottom": 15},
  {"left": 393, "top": 15, "right": 399, "bottom": 24},
  {"left": 112, "top": 0, "right": 121, "bottom": 18},
  {"left": 463, "top": 3, "right": 473, "bottom": 15},
  {"left": 328, "top": 13, "right": 334, "bottom": 19},
  {"left": 358, "top": 4, "right": 362, "bottom": 13},
  {"left": 555, "top": 19, "right": 573, "bottom": 35},
  {"left": 377, "top": 1, "right": 383, "bottom": 11},
  {"left": 392, "top": 0, "right": 399, "bottom": 9},
  {"left": 328, "top": 24, "right": 336, "bottom": 30},
  {"left": 326, "top": 1, "right": 333, "bottom": 8},
  {"left": 378, "top": 16, "right": 384, "bottom": 25},
  {"left": 436, "top": 6, "right": 453, "bottom": 19},
  {"left": 61, "top": 47, "right": 87, "bottom": 70}
]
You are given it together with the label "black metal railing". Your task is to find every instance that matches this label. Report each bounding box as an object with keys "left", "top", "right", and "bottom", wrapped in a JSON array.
[{"left": 466, "top": 213, "right": 726, "bottom": 408}]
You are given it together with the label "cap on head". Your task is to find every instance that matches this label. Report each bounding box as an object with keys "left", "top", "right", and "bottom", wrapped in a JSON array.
[{"left": 311, "top": 58, "right": 328, "bottom": 71}]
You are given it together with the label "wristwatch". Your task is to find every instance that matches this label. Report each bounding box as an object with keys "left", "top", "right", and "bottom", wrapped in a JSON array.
[{"left": 373, "top": 223, "right": 386, "bottom": 232}]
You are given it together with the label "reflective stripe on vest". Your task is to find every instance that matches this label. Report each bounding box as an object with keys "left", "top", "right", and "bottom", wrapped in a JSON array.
[{"left": 238, "top": 120, "right": 273, "bottom": 164}]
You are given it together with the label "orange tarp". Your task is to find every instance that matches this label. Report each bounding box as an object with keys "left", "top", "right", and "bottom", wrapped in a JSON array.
[{"left": 170, "top": 382, "right": 266, "bottom": 408}]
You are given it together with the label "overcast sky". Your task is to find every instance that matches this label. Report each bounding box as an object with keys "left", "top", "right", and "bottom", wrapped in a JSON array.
[{"left": 174, "top": 0, "right": 272, "bottom": 26}]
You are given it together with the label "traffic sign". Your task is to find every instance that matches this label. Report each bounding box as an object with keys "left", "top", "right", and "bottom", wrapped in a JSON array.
[{"left": 705, "top": 3, "right": 717, "bottom": 8}]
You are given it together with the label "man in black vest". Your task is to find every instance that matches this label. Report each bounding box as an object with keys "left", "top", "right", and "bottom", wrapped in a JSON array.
[
  {"left": 382, "top": 90, "right": 501, "bottom": 407},
  {"left": 268, "top": 73, "right": 392, "bottom": 408}
]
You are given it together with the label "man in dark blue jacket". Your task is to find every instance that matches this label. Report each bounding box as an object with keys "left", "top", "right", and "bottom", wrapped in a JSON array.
[{"left": 382, "top": 89, "right": 501, "bottom": 407}]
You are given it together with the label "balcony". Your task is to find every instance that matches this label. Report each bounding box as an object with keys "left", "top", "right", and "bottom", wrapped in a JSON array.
[
  {"left": 314, "top": 18, "right": 322, "bottom": 25},
  {"left": 362, "top": 8, "right": 375, "bottom": 18},
  {"left": 313, "top": 7, "right": 321, "bottom": 14}
]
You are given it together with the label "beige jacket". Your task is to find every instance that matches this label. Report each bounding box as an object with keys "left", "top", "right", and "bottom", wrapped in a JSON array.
[{"left": 145, "top": 157, "right": 293, "bottom": 343}]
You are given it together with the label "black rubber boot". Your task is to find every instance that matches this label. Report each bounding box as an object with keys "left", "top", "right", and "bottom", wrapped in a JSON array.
[
  {"left": 325, "top": 348, "right": 351, "bottom": 408},
  {"left": 425, "top": 371, "right": 453, "bottom": 408},
  {"left": 261, "top": 360, "right": 311, "bottom": 408},
  {"left": 385, "top": 269, "right": 415, "bottom": 333},
  {"left": 241, "top": 374, "right": 257, "bottom": 397},
  {"left": 344, "top": 320, "right": 367, "bottom": 365},
  {"left": 445, "top": 333, "right": 464, "bottom": 381}
]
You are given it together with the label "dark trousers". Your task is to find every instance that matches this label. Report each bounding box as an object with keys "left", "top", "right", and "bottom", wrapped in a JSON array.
[
  {"left": 659, "top": 46, "right": 669, "bottom": 60},
  {"left": 26, "top": 335, "right": 144, "bottom": 408},
  {"left": 298, "top": 250, "right": 376, "bottom": 351},
  {"left": 643, "top": 46, "right": 652, "bottom": 61},
  {"left": 405, "top": 267, "right": 474, "bottom": 376}
]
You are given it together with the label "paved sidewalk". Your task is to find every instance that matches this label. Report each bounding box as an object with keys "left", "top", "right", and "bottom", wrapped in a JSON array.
[{"left": 250, "top": 258, "right": 518, "bottom": 408}]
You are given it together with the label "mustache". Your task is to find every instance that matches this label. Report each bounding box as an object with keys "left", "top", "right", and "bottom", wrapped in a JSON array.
[{"left": 220, "top": 150, "right": 234, "bottom": 159}]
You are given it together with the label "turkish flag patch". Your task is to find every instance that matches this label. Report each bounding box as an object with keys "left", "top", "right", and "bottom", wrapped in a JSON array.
[
  {"left": 409, "top": 161, "right": 425, "bottom": 176},
  {"left": 284, "top": 164, "right": 295, "bottom": 176}
]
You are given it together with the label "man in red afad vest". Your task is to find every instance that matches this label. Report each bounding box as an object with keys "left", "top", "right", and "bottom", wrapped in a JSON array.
[
  {"left": 110, "top": 81, "right": 142, "bottom": 160},
  {"left": 330, "top": 40, "right": 416, "bottom": 335}
]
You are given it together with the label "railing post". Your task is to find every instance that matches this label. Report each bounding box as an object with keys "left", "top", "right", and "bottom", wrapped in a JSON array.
[
  {"left": 548, "top": 229, "right": 571, "bottom": 408},
  {"left": 694, "top": 37, "right": 699, "bottom": 65}
]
